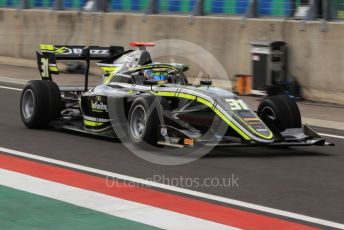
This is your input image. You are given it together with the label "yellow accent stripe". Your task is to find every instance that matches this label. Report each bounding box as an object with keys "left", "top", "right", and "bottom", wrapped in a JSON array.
[
  {"left": 40, "top": 44, "right": 54, "bottom": 51},
  {"left": 231, "top": 112, "right": 273, "bottom": 140},
  {"left": 152, "top": 91, "right": 252, "bottom": 140},
  {"left": 243, "top": 118, "right": 259, "bottom": 121},
  {"left": 100, "top": 66, "right": 117, "bottom": 72},
  {"left": 84, "top": 120, "right": 104, "bottom": 127},
  {"left": 131, "top": 65, "right": 180, "bottom": 73},
  {"left": 248, "top": 124, "right": 273, "bottom": 139},
  {"left": 49, "top": 66, "right": 58, "bottom": 72},
  {"left": 196, "top": 97, "right": 251, "bottom": 140},
  {"left": 103, "top": 68, "right": 120, "bottom": 84},
  {"left": 55, "top": 47, "right": 66, "bottom": 54},
  {"left": 177, "top": 93, "right": 196, "bottom": 100}
]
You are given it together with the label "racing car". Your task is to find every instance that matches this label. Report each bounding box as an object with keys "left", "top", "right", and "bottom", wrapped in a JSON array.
[{"left": 20, "top": 42, "right": 333, "bottom": 148}]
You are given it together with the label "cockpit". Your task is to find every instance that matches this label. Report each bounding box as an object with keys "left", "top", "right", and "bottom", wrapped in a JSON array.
[
  {"left": 110, "top": 65, "right": 188, "bottom": 86},
  {"left": 96, "top": 42, "right": 189, "bottom": 86}
]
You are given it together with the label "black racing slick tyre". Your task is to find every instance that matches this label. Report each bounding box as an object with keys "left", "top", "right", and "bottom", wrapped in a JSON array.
[
  {"left": 128, "top": 97, "right": 160, "bottom": 146},
  {"left": 257, "top": 95, "right": 301, "bottom": 132},
  {"left": 20, "top": 80, "right": 62, "bottom": 129}
]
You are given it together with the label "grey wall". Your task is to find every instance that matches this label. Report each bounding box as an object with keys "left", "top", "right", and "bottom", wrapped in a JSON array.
[{"left": 0, "top": 9, "right": 343, "bottom": 103}]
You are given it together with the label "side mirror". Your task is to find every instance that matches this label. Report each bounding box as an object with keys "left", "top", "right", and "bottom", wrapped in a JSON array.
[
  {"left": 143, "top": 79, "right": 159, "bottom": 86},
  {"left": 200, "top": 80, "right": 212, "bottom": 86},
  {"left": 182, "top": 66, "right": 189, "bottom": 72}
]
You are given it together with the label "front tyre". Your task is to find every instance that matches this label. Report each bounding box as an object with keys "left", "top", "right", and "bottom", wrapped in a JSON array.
[
  {"left": 257, "top": 95, "right": 301, "bottom": 132},
  {"left": 128, "top": 97, "right": 160, "bottom": 146},
  {"left": 20, "top": 80, "right": 62, "bottom": 128}
]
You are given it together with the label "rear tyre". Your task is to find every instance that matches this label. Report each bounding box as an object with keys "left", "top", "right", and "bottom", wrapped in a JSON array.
[
  {"left": 128, "top": 97, "right": 160, "bottom": 146},
  {"left": 257, "top": 95, "right": 301, "bottom": 132},
  {"left": 20, "top": 80, "right": 62, "bottom": 128}
]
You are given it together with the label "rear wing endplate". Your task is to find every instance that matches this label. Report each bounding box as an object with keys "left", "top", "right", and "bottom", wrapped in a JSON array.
[{"left": 36, "top": 44, "right": 124, "bottom": 90}]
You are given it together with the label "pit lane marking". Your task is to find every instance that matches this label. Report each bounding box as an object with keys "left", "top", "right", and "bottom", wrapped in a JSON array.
[
  {"left": 0, "top": 76, "right": 28, "bottom": 85},
  {"left": 0, "top": 146, "right": 343, "bottom": 229},
  {"left": 318, "top": 133, "right": 344, "bottom": 140},
  {"left": 0, "top": 85, "right": 22, "bottom": 91},
  {"left": 0, "top": 168, "right": 236, "bottom": 230}
]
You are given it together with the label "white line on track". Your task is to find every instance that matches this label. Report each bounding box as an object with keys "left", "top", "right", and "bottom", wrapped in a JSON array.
[
  {"left": 0, "top": 76, "right": 28, "bottom": 85},
  {"left": 0, "top": 168, "right": 235, "bottom": 230},
  {"left": 0, "top": 85, "right": 22, "bottom": 91},
  {"left": 319, "top": 133, "right": 344, "bottom": 140},
  {"left": 0, "top": 146, "right": 343, "bottom": 229}
]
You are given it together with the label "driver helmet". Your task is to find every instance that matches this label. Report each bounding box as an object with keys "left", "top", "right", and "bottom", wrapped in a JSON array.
[{"left": 144, "top": 69, "right": 167, "bottom": 81}]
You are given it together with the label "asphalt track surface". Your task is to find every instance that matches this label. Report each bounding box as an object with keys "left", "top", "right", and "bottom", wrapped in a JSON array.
[{"left": 0, "top": 79, "right": 343, "bottom": 228}]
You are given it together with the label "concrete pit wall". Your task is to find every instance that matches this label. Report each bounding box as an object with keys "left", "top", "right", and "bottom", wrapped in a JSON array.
[{"left": 0, "top": 9, "right": 343, "bottom": 104}]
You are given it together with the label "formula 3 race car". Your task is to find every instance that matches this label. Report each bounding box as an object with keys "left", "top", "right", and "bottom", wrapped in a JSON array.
[{"left": 20, "top": 42, "right": 333, "bottom": 149}]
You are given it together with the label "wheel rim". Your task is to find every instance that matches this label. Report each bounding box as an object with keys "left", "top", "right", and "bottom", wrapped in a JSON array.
[
  {"left": 22, "top": 89, "right": 35, "bottom": 120},
  {"left": 261, "top": 106, "right": 276, "bottom": 121},
  {"left": 130, "top": 104, "right": 147, "bottom": 140}
]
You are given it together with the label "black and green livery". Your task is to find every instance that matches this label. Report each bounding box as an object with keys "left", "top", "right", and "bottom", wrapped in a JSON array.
[{"left": 20, "top": 42, "right": 333, "bottom": 149}]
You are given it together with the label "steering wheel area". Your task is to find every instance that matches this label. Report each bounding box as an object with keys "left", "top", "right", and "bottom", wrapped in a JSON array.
[{"left": 129, "top": 66, "right": 188, "bottom": 85}]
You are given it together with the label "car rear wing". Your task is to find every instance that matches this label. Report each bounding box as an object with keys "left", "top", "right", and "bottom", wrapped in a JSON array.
[{"left": 36, "top": 44, "right": 124, "bottom": 91}]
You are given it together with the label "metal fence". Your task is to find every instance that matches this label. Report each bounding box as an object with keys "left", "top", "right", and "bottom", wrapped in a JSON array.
[
  {"left": 258, "top": 0, "right": 294, "bottom": 17},
  {"left": 0, "top": 0, "right": 342, "bottom": 20},
  {"left": 0, "top": 0, "right": 85, "bottom": 8},
  {"left": 112, "top": 0, "right": 148, "bottom": 11},
  {"left": 158, "top": 0, "right": 196, "bottom": 13},
  {"left": 111, "top": 0, "right": 195, "bottom": 13}
]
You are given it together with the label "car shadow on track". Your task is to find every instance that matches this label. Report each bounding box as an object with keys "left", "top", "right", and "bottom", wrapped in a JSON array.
[
  {"left": 52, "top": 128, "right": 119, "bottom": 142},
  {"left": 50, "top": 129, "right": 332, "bottom": 159},
  {"left": 205, "top": 147, "right": 331, "bottom": 158}
]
